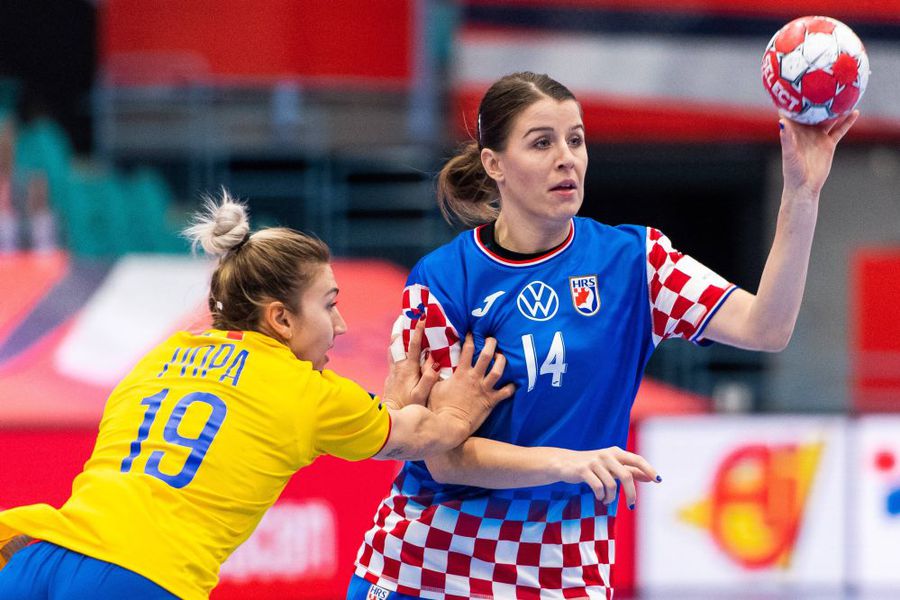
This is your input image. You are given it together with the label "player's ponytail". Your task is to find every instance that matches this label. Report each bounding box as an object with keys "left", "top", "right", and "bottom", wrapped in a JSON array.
[
  {"left": 437, "top": 71, "right": 579, "bottom": 229},
  {"left": 184, "top": 189, "right": 329, "bottom": 332},
  {"left": 436, "top": 141, "right": 499, "bottom": 228}
]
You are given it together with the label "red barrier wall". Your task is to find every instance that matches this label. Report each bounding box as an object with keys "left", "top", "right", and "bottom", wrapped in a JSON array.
[
  {"left": 462, "top": 0, "right": 900, "bottom": 22},
  {"left": 852, "top": 247, "right": 900, "bottom": 412},
  {"left": 100, "top": 0, "right": 413, "bottom": 86}
]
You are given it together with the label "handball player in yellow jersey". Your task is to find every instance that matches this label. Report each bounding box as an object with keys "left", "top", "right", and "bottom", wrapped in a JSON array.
[{"left": 0, "top": 191, "right": 514, "bottom": 600}]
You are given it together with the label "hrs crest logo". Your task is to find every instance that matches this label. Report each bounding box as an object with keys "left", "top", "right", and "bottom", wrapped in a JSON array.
[
  {"left": 569, "top": 275, "right": 600, "bottom": 316},
  {"left": 366, "top": 584, "right": 390, "bottom": 600},
  {"left": 516, "top": 281, "right": 559, "bottom": 322}
]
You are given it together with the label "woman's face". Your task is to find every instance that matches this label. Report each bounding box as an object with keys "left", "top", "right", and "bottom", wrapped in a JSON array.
[
  {"left": 484, "top": 97, "right": 587, "bottom": 227},
  {"left": 287, "top": 263, "right": 347, "bottom": 370}
]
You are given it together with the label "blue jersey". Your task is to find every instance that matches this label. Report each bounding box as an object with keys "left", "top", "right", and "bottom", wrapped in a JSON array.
[{"left": 355, "top": 218, "right": 735, "bottom": 599}]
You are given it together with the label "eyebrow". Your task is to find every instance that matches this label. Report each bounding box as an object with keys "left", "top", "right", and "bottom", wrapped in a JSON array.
[{"left": 522, "top": 124, "right": 585, "bottom": 138}]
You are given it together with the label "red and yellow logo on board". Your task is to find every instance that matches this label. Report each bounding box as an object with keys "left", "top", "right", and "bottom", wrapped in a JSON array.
[{"left": 680, "top": 442, "right": 823, "bottom": 569}]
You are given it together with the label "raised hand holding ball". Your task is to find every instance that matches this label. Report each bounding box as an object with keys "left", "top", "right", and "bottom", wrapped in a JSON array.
[{"left": 762, "top": 16, "right": 869, "bottom": 125}]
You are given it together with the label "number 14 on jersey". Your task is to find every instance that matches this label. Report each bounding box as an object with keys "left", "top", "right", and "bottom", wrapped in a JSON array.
[{"left": 522, "top": 331, "right": 567, "bottom": 392}]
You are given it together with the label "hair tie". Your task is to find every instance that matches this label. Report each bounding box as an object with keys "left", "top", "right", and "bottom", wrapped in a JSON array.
[{"left": 232, "top": 231, "right": 251, "bottom": 253}]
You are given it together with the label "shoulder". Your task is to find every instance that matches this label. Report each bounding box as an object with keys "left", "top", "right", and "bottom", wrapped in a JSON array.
[
  {"left": 574, "top": 217, "right": 648, "bottom": 254},
  {"left": 575, "top": 217, "right": 644, "bottom": 239},
  {"left": 317, "top": 369, "right": 371, "bottom": 397}
]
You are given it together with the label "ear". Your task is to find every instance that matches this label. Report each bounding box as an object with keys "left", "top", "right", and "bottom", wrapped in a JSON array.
[
  {"left": 261, "top": 300, "right": 294, "bottom": 342},
  {"left": 481, "top": 147, "right": 503, "bottom": 183}
]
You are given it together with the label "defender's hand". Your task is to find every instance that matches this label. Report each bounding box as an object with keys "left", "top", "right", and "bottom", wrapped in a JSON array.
[
  {"left": 382, "top": 319, "right": 440, "bottom": 410},
  {"left": 428, "top": 334, "right": 515, "bottom": 436}
]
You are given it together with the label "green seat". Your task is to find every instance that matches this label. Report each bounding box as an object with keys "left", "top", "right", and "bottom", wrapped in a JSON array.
[
  {"left": 127, "top": 168, "right": 188, "bottom": 253},
  {"left": 52, "top": 169, "right": 187, "bottom": 257},
  {"left": 62, "top": 170, "right": 135, "bottom": 257},
  {"left": 15, "top": 116, "right": 187, "bottom": 257},
  {"left": 15, "top": 118, "right": 74, "bottom": 198},
  {"left": 63, "top": 172, "right": 108, "bottom": 257},
  {"left": 15, "top": 119, "right": 76, "bottom": 249}
]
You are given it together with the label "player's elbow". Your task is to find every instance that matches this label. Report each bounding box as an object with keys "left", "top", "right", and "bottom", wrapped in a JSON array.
[
  {"left": 756, "top": 325, "right": 793, "bottom": 352},
  {"left": 766, "top": 336, "right": 791, "bottom": 353},
  {"left": 426, "top": 462, "right": 453, "bottom": 485},
  {"left": 425, "top": 453, "right": 462, "bottom": 485}
]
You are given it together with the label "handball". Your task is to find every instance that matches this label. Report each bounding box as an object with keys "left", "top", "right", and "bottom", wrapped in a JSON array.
[{"left": 761, "top": 16, "right": 869, "bottom": 125}]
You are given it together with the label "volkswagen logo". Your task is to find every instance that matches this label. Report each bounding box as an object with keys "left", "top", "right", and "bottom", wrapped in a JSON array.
[{"left": 516, "top": 281, "right": 559, "bottom": 322}]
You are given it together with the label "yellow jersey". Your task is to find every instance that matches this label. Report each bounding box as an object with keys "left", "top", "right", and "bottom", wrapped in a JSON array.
[{"left": 0, "top": 329, "right": 390, "bottom": 599}]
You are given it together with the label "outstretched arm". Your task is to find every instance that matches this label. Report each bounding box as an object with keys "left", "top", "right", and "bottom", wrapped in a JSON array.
[
  {"left": 426, "top": 440, "right": 660, "bottom": 509},
  {"left": 702, "top": 112, "right": 858, "bottom": 351}
]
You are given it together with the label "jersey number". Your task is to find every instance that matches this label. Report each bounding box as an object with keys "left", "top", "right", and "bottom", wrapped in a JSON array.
[
  {"left": 522, "top": 331, "right": 567, "bottom": 392},
  {"left": 120, "top": 389, "right": 227, "bottom": 489}
]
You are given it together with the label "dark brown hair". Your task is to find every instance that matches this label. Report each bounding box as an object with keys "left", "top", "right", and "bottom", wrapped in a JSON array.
[
  {"left": 184, "top": 190, "right": 330, "bottom": 331},
  {"left": 437, "top": 72, "right": 578, "bottom": 227}
]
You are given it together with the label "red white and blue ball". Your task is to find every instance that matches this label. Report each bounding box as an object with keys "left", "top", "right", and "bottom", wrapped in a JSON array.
[{"left": 761, "top": 16, "right": 869, "bottom": 125}]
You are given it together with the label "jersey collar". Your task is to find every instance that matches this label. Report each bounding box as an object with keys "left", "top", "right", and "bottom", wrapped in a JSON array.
[{"left": 473, "top": 220, "right": 575, "bottom": 267}]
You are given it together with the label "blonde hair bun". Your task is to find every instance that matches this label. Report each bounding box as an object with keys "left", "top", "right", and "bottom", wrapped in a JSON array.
[{"left": 183, "top": 189, "right": 251, "bottom": 257}]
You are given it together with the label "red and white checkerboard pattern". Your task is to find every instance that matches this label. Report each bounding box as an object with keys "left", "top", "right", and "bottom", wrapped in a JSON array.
[
  {"left": 355, "top": 486, "right": 614, "bottom": 599},
  {"left": 389, "top": 284, "right": 461, "bottom": 379},
  {"left": 646, "top": 227, "right": 735, "bottom": 347}
]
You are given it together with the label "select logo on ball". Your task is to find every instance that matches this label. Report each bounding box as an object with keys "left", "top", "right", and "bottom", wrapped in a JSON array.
[{"left": 761, "top": 16, "right": 869, "bottom": 125}]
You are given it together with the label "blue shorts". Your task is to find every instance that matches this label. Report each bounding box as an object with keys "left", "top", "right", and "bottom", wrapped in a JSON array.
[
  {"left": 347, "top": 573, "right": 422, "bottom": 600},
  {"left": 0, "top": 541, "right": 178, "bottom": 599}
]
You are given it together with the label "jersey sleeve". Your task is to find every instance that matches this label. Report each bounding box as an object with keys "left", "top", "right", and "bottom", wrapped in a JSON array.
[
  {"left": 311, "top": 370, "right": 392, "bottom": 461},
  {"left": 646, "top": 227, "right": 737, "bottom": 346},
  {"left": 388, "top": 260, "right": 465, "bottom": 380}
]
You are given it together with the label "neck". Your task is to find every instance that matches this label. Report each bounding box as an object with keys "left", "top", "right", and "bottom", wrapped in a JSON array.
[{"left": 493, "top": 214, "right": 571, "bottom": 254}]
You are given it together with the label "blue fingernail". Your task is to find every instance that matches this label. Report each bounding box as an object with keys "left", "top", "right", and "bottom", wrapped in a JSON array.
[
  {"left": 656, "top": 475, "right": 663, "bottom": 483},
  {"left": 779, "top": 122, "right": 785, "bottom": 130},
  {"left": 628, "top": 504, "right": 635, "bottom": 511}
]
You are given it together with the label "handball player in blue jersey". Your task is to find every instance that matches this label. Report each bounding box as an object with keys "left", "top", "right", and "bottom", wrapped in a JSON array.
[{"left": 348, "top": 72, "right": 857, "bottom": 599}]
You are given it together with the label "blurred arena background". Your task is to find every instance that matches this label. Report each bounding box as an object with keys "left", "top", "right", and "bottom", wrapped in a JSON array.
[{"left": 1, "top": 1, "right": 900, "bottom": 598}]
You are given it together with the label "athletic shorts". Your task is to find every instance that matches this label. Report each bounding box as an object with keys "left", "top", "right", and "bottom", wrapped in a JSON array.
[{"left": 0, "top": 541, "right": 178, "bottom": 599}]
